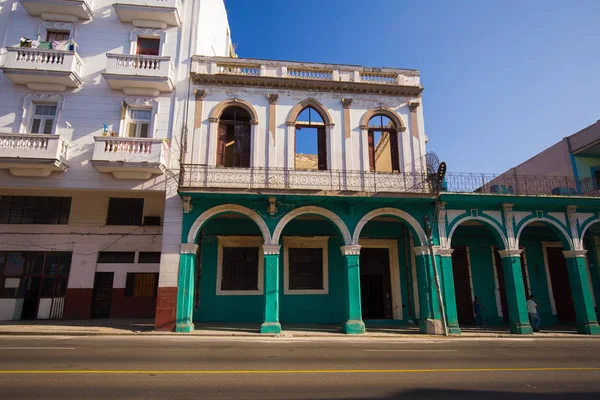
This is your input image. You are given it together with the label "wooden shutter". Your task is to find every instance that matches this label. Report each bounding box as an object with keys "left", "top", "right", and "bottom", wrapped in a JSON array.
[
  {"left": 368, "top": 132, "right": 375, "bottom": 172},
  {"left": 216, "top": 124, "right": 227, "bottom": 166},
  {"left": 120, "top": 101, "right": 127, "bottom": 120},
  {"left": 389, "top": 131, "right": 400, "bottom": 172},
  {"left": 234, "top": 124, "right": 251, "bottom": 168},
  {"left": 317, "top": 127, "right": 327, "bottom": 171}
]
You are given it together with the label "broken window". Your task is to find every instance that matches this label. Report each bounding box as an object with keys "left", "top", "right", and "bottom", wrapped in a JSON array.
[
  {"left": 216, "top": 106, "right": 252, "bottom": 168},
  {"left": 295, "top": 107, "right": 327, "bottom": 170},
  {"left": 367, "top": 114, "right": 400, "bottom": 173}
]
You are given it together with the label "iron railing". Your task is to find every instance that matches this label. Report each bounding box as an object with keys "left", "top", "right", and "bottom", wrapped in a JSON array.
[
  {"left": 179, "top": 166, "right": 600, "bottom": 197},
  {"left": 180, "top": 165, "right": 433, "bottom": 193}
]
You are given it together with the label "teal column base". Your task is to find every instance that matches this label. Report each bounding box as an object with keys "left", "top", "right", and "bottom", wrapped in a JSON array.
[
  {"left": 343, "top": 320, "right": 365, "bottom": 334},
  {"left": 260, "top": 322, "right": 281, "bottom": 334},
  {"left": 175, "top": 322, "right": 195, "bottom": 333},
  {"left": 577, "top": 321, "right": 600, "bottom": 335},
  {"left": 510, "top": 321, "right": 533, "bottom": 335},
  {"left": 448, "top": 324, "right": 461, "bottom": 335}
]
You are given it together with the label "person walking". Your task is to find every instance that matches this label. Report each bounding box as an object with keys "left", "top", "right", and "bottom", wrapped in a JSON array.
[
  {"left": 473, "top": 296, "right": 487, "bottom": 327},
  {"left": 527, "top": 295, "right": 541, "bottom": 332}
]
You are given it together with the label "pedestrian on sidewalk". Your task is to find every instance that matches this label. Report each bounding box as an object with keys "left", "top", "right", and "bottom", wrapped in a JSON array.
[
  {"left": 473, "top": 296, "right": 487, "bottom": 327},
  {"left": 527, "top": 295, "right": 541, "bottom": 332}
]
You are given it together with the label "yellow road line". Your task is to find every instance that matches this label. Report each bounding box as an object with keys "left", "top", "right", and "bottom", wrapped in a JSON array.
[{"left": 0, "top": 367, "right": 599, "bottom": 374}]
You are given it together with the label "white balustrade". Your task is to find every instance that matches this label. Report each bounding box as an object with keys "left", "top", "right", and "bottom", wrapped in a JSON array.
[
  {"left": 3, "top": 48, "right": 83, "bottom": 76},
  {"left": 92, "top": 137, "right": 167, "bottom": 165},
  {"left": 0, "top": 133, "right": 68, "bottom": 162},
  {"left": 105, "top": 54, "right": 174, "bottom": 79},
  {"left": 192, "top": 56, "right": 421, "bottom": 87}
]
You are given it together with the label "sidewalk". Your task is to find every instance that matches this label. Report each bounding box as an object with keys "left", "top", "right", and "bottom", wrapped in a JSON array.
[{"left": 0, "top": 320, "right": 596, "bottom": 338}]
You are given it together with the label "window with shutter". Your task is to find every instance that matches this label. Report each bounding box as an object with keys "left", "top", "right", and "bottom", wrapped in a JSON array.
[
  {"left": 124, "top": 108, "right": 152, "bottom": 138},
  {"left": 368, "top": 114, "right": 401, "bottom": 173},
  {"left": 216, "top": 106, "right": 252, "bottom": 168},
  {"left": 29, "top": 104, "right": 58, "bottom": 134},
  {"left": 368, "top": 132, "right": 376, "bottom": 172}
]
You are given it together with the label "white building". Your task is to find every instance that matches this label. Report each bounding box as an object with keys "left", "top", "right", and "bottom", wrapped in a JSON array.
[{"left": 0, "top": 0, "right": 234, "bottom": 321}]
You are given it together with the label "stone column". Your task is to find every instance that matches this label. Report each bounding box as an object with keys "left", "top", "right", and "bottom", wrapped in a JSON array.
[
  {"left": 414, "top": 246, "right": 442, "bottom": 334},
  {"left": 498, "top": 249, "right": 532, "bottom": 334},
  {"left": 175, "top": 243, "right": 198, "bottom": 333},
  {"left": 341, "top": 245, "right": 365, "bottom": 334},
  {"left": 436, "top": 248, "right": 461, "bottom": 334},
  {"left": 267, "top": 94, "right": 279, "bottom": 168},
  {"left": 261, "top": 244, "right": 282, "bottom": 334},
  {"left": 563, "top": 250, "right": 600, "bottom": 335}
]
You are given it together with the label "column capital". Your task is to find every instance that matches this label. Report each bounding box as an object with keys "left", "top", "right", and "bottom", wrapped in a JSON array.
[
  {"left": 433, "top": 247, "right": 454, "bottom": 257},
  {"left": 194, "top": 89, "right": 207, "bottom": 100},
  {"left": 182, "top": 196, "right": 192, "bottom": 213},
  {"left": 340, "top": 245, "right": 361, "bottom": 255},
  {"left": 263, "top": 244, "right": 281, "bottom": 255},
  {"left": 341, "top": 98, "right": 353, "bottom": 109},
  {"left": 208, "top": 117, "right": 219, "bottom": 123},
  {"left": 563, "top": 249, "right": 587, "bottom": 259},
  {"left": 408, "top": 101, "right": 420, "bottom": 111},
  {"left": 413, "top": 246, "right": 430, "bottom": 256},
  {"left": 180, "top": 243, "right": 199, "bottom": 255},
  {"left": 498, "top": 249, "right": 523, "bottom": 258},
  {"left": 267, "top": 93, "right": 279, "bottom": 104}
]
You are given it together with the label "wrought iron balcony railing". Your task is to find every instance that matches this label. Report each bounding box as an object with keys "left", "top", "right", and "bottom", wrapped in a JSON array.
[{"left": 179, "top": 166, "right": 600, "bottom": 197}]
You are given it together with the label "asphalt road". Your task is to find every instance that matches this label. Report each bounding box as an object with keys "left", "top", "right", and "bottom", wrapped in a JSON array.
[{"left": 0, "top": 335, "right": 599, "bottom": 399}]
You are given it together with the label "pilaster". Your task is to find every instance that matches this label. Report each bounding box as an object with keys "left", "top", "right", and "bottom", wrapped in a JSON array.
[
  {"left": 498, "top": 251, "right": 533, "bottom": 334},
  {"left": 175, "top": 243, "right": 198, "bottom": 333},
  {"left": 414, "top": 246, "right": 443, "bottom": 334},
  {"left": 436, "top": 249, "right": 460, "bottom": 334}
]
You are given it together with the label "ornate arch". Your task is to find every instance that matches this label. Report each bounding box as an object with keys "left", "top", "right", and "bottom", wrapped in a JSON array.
[
  {"left": 286, "top": 98, "right": 334, "bottom": 126},
  {"left": 359, "top": 107, "right": 406, "bottom": 131},
  {"left": 352, "top": 208, "right": 427, "bottom": 246},
  {"left": 272, "top": 206, "right": 351, "bottom": 245},
  {"left": 515, "top": 217, "right": 574, "bottom": 250},
  {"left": 208, "top": 99, "right": 259, "bottom": 124},
  {"left": 579, "top": 218, "right": 600, "bottom": 245},
  {"left": 187, "top": 204, "right": 271, "bottom": 244},
  {"left": 448, "top": 216, "right": 509, "bottom": 250}
]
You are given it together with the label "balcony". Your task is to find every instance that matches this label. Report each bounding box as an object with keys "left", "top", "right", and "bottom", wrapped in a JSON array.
[
  {"left": 0, "top": 47, "right": 83, "bottom": 92},
  {"left": 0, "top": 133, "right": 69, "bottom": 177},
  {"left": 102, "top": 54, "right": 175, "bottom": 96},
  {"left": 191, "top": 56, "right": 422, "bottom": 96},
  {"left": 91, "top": 137, "right": 168, "bottom": 180},
  {"left": 113, "top": 0, "right": 181, "bottom": 28},
  {"left": 180, "top": 165, "right": 432, "bottom": 195},
  {"left": 19, "top": 0, "right": 94, "bottom": 21}
]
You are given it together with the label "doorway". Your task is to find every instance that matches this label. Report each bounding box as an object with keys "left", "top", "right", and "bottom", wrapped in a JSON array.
[
  {"left": 451, "top": 246, "right": 474, "bottom": 325},
  {"left": 546, "top": 247, "right": 576, "bottom": 323},
  {"left": 360, "top": 248, "right": 392, "bottom": 319},
  {"left": 91, "top": 272, "right": 114, "bottom": 319},
  {"left": 21, "top": 277, "right": 42, "bottom": 320}
]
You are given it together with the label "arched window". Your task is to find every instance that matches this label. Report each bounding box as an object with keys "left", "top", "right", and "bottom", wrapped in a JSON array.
[
  {"left": 216, "top": 106, "right": 252, "bottom": 168},
  {"left": 295, "top": 107, "right": 327, "bottom": 170},
  {"left": 367, "top": 114, "right": 400, "bottom": 173}
]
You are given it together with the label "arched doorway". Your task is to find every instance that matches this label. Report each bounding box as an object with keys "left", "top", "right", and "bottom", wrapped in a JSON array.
[
  {"left": 216, "top": 106, "right": 252, "bottom": 168},
  {"left": 294, "top": 106, "right": 327, "bottom": 171},
  {"left": 447, "top": 217, "right": 512, "bottom": 329}
]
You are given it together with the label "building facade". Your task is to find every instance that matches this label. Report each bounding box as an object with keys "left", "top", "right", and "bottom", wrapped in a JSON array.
[{"left": 0, "top": 0, "right": 233, "bottom": 321}]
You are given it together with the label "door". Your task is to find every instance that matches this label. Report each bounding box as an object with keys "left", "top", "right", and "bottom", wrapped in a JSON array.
[
  {"left": 91, "top": 272, "right": 114, "bottom": 319},
  {"left": 546, "top": 247, "right": 576, "bottom": 323},
  {"left": 451, "top": 246, "right": 474, "bottom": 324},
  {"left": 21, "top": 277, "right": 42, "bottom": 320},
  {"left": 360, "top": 248, "right": 392, "bottom": 319}
]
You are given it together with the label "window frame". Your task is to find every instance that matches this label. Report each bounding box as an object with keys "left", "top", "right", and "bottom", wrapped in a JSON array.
[
  {"left": 129, "top": 28, "right": 166, "bottom": 56},
  {"left": 106, "top": 197, "right": 144, "bottom": 226},
  {"left": 29, "top": 103, "right": 58, "bottom": 135},
  {"left": 0, "top": 195, "right": 71, "bottom": 225},
  {"left": 284, "top": 236, "right": 329, "bottom": 295},
  {"left": 216, "top": 236, "right": 264, "bottom": 296},
  {"left": 20, "top": 94, "right": 65, "bottom": 135},
  {"left": 126, "top": 107, "right": 152, "bottom": 138},
  {"left": 124, "top": 272, "right": 158, "bottom": 298}
]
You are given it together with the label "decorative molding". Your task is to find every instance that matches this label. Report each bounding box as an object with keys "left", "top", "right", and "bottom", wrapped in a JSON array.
[
  {"left": 182, "top": 196, "right": 192, "bottom": 213},
  {"left": 267, "top": 197, "right": 277, "bottom": 216},
  {"left": 433, "top": 247, "right": 453, "bottom": 257},
  {"left": 20, "top": 93, "right": 65, "bottom": 134},
  {"left": 502, "top": 204, "right": 517, "bottom": 250},
  {"left": 208, "top": 98, "right": 259, "bottom": 125},
  {"left": 352, "top": 207, "right": 428, "bottom": 246},
  {"left": 262, "top": 244, "right": 281, "bottom": 255},
  {"left": 285, "top": 98, "right": 334, "bottom": 127},
  {"left": 340, "top": 245, "right": 361, "bottom": 256},
  {"left": 563, "top": 250, "right": 587, "bottom": 259},
  {"left": 38, "top": 21, "right": 75, "bottom": 39},
  {"left": 272, "top": 206, "right": 351, "bottom": 245},
  {"left": 267, "top": 93, "right": 279, "bottom": 104},
  {"left": 446, "top": 210, "right": 464, "bottom": 226},
  {"left": 359, "top": 106, "right": 406, "bottom": 131},
  {"left": 341, "top": 98, "right": 353, "bottom": 109},
  {"left": 180, "top": 243, "right": 199, "bottom": 254},
  {"left": 498, "top": 249, "right": 523, "bottom": 258},
  {"left": 513, "top": 211, "right": 531, "bottom": 227},
  {"left": 548, "top": 212, "right": 567, "bottom": 227},
  {"left": 194, "top": 89, "right": 207, "bottom": 100},
  {"left": 483, "top": 210, "right": 502, "bottom": 225}
]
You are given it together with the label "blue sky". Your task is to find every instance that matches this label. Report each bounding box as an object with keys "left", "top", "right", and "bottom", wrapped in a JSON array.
[{"left": 225, "top": 0, "right": 600, "bottom": 173}]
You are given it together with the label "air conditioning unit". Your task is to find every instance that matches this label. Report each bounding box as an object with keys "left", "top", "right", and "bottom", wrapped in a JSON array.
[{"left": 143, "top": 216, "right": 161, "bottom": 226}]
